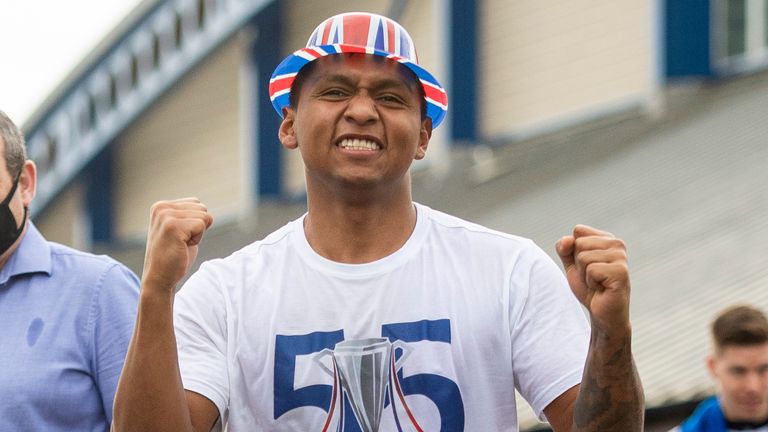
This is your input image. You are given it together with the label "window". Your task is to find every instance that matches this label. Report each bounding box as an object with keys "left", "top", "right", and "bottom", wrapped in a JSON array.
[
  {"left": 726, "top": 0, "right": 746, "bottom": 57},
  {"left": 716, "top": 0, "right": 768, "bottom": 73},
  {"left": 765, "top": 0, "right": 768, "bottom": 45}
]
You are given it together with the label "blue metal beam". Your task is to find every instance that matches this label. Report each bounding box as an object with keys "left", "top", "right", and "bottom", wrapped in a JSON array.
[
  {"left": 450, "top": 0, "right": 478, "bottom": 143},
  {"left": 250, "top": 1, "right": 283, "bottom": 197},
  {"left": 665, "top": 0, "right": 713, "bottom": 78},
  {"left": 86, "top": 147, "right": 113, "bottom": 243}
]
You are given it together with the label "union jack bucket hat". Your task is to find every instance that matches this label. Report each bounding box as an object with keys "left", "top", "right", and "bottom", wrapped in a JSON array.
[{"left": 269, "top": 12, "right": 448, "bottom": 128}]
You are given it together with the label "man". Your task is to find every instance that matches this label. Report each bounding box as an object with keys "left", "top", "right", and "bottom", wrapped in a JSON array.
[
  {"left": 113, "top": 12, "right": 643, "bottom": 431},
  {"left": 676, "top": 305, "right": 768, "bottom": 431},
  {"left": 0, "top": 110, "right": 140, "bottom": 430}
]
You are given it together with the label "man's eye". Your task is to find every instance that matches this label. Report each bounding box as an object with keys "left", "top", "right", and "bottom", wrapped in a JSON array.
[
  {"left": 321, "top": 89, "right": 347, "bottom": 97},
  {"left": 379, "top": 95, "right": 404, "bottom": 104}
]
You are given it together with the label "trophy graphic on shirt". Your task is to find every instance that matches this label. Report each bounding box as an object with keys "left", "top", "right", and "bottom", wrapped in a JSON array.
[{"left": 315, "top": 337, "right": 421, "bottom": 432}]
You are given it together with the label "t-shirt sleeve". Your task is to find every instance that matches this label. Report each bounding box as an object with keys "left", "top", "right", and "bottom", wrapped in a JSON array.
[
  {"left": 174, "top": 262, "right": 230, "bottom": 421},
  {"left": 92, "top": 263, "right": 140, "bottom": 424},
  {"left": 508, "top": 242, "right": 590, "bottom": 420}
]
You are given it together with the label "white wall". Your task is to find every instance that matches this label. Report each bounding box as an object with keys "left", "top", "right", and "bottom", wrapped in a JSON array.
[
  {"left": 35, "top": 180, "right": 87, "bottom": 249},
  {"left": 113, "top": 36, "right": 247, "bottom": 240},
  {"left": 479, "top": 0, "right": 654, "bottom": 139}
]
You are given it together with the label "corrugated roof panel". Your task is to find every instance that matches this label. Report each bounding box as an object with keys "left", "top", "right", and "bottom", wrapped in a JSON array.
[{"left": 481, "top": 76, "right": 768, "bottom": 429}]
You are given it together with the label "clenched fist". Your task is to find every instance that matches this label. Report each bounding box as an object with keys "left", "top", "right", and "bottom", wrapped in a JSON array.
[
  {"left": 141, "top": 198, "right": 214, "bottom": 295},
  {"left": 556, "top": 224, "right": 631, "bottom": 336}
]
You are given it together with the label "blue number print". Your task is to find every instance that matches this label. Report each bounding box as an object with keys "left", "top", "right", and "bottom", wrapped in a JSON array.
[
  {"left": 274, "top": 330, "right": 344, "bottom": 419},
  {"left": 273, "top": 320, "right": 465, "bottom": 430},
  {"left": 382, "top": 320, "right": 465, "bottom": 431}
]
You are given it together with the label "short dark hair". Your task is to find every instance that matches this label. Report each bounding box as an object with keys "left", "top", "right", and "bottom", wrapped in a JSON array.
[
  {"left": 288, "top": 55, "right": 427, "bottom": 120},
  {"left": 288, "top": 60, "right": 318, "bottom": 110},
  {"left": 712, "top": 305, "right": 768, "bottom": 352},
  {"left": 0, "top": 110, "right": 27, "bottom": 179}
]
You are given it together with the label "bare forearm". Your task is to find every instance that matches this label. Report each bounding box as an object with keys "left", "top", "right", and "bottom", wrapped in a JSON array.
[
  {"left": 112, "top": 289, "right": 194, "bottom": 432},
  {"left": 572, "top": 328, "right": 644, "bottom": 432}
]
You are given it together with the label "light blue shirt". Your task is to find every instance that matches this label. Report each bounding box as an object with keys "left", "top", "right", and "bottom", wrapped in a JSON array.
[{"left": 0, "top": 223, "right": 139, "bottom": 431}]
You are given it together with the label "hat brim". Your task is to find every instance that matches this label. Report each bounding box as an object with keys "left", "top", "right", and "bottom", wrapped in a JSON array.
[{"left": 269, "top": 44, "right": 448, "bottom": 128}]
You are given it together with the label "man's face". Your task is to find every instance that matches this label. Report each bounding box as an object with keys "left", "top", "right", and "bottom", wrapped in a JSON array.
[
  {"left": 0, "top": 137, "right": 24, "bottom": 221},
  {"left": 279, "top": 54, "right": 431, "bottom": 195},
  {"left": 709, "top": 343, "right": 768, "bottom": 422},
  {"left": 0, "top": 136, "right": 32, "bottom": 265}
]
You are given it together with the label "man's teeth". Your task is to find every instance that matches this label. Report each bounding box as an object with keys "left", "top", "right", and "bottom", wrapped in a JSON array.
[{"left": 339, "top": 139, "right": 380, "bottom": 151}]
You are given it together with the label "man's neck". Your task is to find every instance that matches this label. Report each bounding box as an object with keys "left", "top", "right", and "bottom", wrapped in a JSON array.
[
  {"left": 725, "top": 417, "right": 768, "bottom": 431},
  {"left": 303, "top": 194, "right": 417, "bottom": 264},
  {"left": 722, "top": 400, "right": 768, "bottom": 431}
]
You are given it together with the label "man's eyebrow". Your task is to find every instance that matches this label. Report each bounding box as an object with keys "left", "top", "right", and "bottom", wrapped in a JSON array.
[{"left": 371, "top": 78, "right": 415, "bottom": 92}]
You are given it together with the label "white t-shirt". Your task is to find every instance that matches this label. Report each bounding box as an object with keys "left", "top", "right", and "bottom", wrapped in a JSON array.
[{"left": 174, "top": 203, "right": 590, "bottom": 431}]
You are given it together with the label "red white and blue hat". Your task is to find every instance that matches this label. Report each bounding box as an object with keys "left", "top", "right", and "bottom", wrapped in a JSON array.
[{"left": 269, "top": 12, "right": 448, "bottom": 128}]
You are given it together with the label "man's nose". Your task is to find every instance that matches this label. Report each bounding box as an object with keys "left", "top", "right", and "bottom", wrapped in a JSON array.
[
  {"left": 344, "top": 93, "right": 379, "bottom": 124},
  {"left": 743, "top": 372, "right": 764, "bottom": 394}
]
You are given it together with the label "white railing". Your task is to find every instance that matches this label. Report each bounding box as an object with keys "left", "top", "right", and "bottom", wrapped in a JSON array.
[{"left": 26, "top": 0, "right": 273, "bottom": 213}]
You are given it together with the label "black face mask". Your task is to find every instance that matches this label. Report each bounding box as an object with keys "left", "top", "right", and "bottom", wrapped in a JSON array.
[{"left": 0, "top": 175, "right": 27, "bottom": 256}]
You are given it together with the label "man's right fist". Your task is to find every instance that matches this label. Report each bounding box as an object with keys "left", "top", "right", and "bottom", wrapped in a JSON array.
[{"left": 141, "top": 198, "right": 214, "bottom": 294}]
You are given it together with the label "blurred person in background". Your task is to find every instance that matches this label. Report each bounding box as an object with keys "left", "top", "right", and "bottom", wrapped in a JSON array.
[
  {"left": 675, "top": 305, "right": 768, "bottom": 431},
  {"left": 0, "top": 110, "right": 140, "bottom": 431},
  {"left": 113, "top": 12, "right": 643, "bottom": 431}
]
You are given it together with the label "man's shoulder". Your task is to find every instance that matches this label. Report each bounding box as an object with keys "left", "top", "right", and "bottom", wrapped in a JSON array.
[
  {"left": 419, "top": 203, "right": 536, "bottom": 249},
  {"left": 677, "top": 396, "right": 724, "bottom": 432},
  {"left": 48, "top": 241, "right": 126, "bottom": 267},
  {"left": 46, "top": 241, "right": 137, "bottom": 282}
]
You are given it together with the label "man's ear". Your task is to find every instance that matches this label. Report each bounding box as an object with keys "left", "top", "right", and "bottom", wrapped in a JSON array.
[
  {"left": 19, "top": 160, "right": 36, "bottom": 207},
  {"left": 414, "top": 117, "right": 433, "bottom": 160},
  {"left": 706, "top": 354, "right": 718, "bottom": 379},
  {"left": 278, "top": 107, "right": 298, "bottom": 150}
]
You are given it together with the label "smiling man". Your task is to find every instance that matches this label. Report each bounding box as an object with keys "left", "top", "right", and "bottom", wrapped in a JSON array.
[
  {"left": 113, "top": 12, "right": 643, "bottom": 431},
  {"left": 676, "top": 305, "right": 768, "bottom": 432}
]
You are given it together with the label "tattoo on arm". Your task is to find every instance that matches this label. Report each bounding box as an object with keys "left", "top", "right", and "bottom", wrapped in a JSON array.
[{"left": 572, "top": 333, "right": 644, "bottom": 432}]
